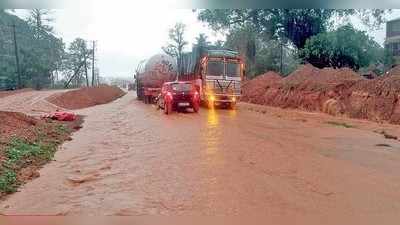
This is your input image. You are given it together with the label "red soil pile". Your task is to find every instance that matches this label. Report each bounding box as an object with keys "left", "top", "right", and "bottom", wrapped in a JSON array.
[
  {"left": 241, "top": 71, "right": 282, "bottom": 104},
  {"left": 242, "top": 64, "right": 400, "bottom": 124},
  {"left": 46, "top": 85, "right": 125, "bottom": 110},
  {"left": 345, "top": 66, "right": 400, "bottom": 123},
  {"left": 282, "top": 64, "right": 361, "bottom": 90},
  {"left": 257, "top": 64, "right": 362, "bottom": 112},
  {"left": 0, "top": 111, "right": 40, "bottom": 143}
]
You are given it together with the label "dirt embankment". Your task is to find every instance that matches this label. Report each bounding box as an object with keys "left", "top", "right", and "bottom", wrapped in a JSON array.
[
  {"left": 0, "top": 88, "right": 33, "bottom": 99},
  {"left": 46, "top": 85, "right": 125, "bottom": 110},
  {"left": 242, "top": 64, "right": 400, "bottom": 124},
  {"left": 0, "top": 111, "right": 83, "bottom": 198}
]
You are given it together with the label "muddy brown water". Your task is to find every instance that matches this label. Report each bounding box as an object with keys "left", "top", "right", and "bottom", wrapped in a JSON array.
[{"left": 1, "top": 91, "right": 400, "bottom": 222}]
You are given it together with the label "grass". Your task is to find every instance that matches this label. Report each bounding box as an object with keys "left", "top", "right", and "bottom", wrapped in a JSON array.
[
  {"left": 325, "top": 121, "right": 354, "bottom": 128},
  {"left": 0, "top": 170, "right": 17, "bottom": 194},
  {"left": 0, "top": 123, "right": 71, "bottom": 195}
]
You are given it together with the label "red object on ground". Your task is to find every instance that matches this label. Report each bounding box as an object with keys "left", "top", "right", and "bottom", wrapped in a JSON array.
[{"left": 44, "top": 111, "right": 77, "bottom": 121}]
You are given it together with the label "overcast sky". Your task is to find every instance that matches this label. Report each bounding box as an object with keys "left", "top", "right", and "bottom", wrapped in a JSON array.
[{"left": 13, "top": 8, "right": 400, "bottom": 78}]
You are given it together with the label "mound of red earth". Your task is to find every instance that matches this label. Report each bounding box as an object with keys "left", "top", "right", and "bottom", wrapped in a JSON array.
[
  {"left": 241, "top": 64, "right": 400, "bottom": 124},
  {"left": 345, "top": 67, "right": 400, "bottom": 124},
  {"left": 241, "top": 71, "right": 282, "bottom": 104},
  {"left": 46, "top": 85, "right": 125, "bottom": 110},
  {"left": 0, "top": 111, "right": 40, "bottom": 143}
]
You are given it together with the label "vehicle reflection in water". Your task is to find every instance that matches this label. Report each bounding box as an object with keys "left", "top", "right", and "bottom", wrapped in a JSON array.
[
  {"left": 228, "top": 107, "right": 237, "bottom": 118},
  {"left": 205, "top": 108, "right": 219, "bottom": 156}
]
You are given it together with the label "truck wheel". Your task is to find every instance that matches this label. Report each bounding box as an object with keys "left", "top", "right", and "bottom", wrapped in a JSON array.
[{"left": 164, "top": 102, "right": 172, "bottom": 115}]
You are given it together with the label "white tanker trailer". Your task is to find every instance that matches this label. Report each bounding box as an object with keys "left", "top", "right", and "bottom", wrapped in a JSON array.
[{"left": 135, "top": 54, "right": 177, "bottom": 103}]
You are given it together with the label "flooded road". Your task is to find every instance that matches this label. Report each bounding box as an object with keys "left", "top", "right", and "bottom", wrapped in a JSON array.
[{"left": 2, "top": 92, "right": 400, "bottom": 221}]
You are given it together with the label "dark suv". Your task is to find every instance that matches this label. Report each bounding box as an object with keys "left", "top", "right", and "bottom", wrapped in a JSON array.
[{"left": 157, "top": 81, "right": 200, "bottom": 114}]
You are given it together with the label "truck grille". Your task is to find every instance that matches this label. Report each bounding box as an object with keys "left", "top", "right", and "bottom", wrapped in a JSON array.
[{"left": 206, "top": 80, "right": 241, "bottom": 95}]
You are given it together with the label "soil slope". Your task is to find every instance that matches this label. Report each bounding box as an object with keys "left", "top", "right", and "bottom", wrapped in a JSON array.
[{"left": 46, "top": 85, "right": 125, "bottom": 110}]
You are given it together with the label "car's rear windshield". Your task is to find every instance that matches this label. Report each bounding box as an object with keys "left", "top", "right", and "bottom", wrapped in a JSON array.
[{"left": 171, "top": 83, "right": 192, "bottom": 91}]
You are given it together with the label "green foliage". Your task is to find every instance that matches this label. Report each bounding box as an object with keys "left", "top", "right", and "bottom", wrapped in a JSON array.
[
  {"left": 0, "top": 137, "right": 58, "bottom": 194},
  {"left": 383, "top": 47, "right": 396, "bottom": 69},
  {"left": 194, "top": 33, "right": 211, "bottom": 48},
  {"left": 255, "top": 40, "right": 300, "bottom": 76},
  {"left": 0, "top": 10, "right": 64, "bottom": 90},
  {"left": 213, "top": 40, "right": 224, "bottom": 48},
  {"left": 224, "top": 25, "right": 299, "bottom": 77},
  {"left": 197, "top": 9, "right": 389, "bottom": 49},
  {"left": 300, "top": 24, "right": 383, "bottom": 70},
  {"left": 0, "top": 169, "right": 17, "bottom": 193},
  {"left": 62, "top": 38, "right": 93, "bottom": 87},
  {"left": 162, "top": 22, "right": 188, "bottom": 75}
]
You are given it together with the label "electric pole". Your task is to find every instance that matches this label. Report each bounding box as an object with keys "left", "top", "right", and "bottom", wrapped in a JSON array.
[
  {"left": 12, "top": 23, "right": 22, "bottom": 89},
  {"left": 91, "top": 40, "right": 95, "bottom": 86},
  {"left": 280, "top": 41, "right": 283, "bottom": 75}
]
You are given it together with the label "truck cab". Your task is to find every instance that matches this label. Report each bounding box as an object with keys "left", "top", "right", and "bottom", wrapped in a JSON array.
[{"left": 199, "top": 50, "right": 243, "bottom": 109}]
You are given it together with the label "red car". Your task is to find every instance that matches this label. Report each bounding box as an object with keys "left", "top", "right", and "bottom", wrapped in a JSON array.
[{"left": 157, "top": 81, "right": 200, "bottom": 114}]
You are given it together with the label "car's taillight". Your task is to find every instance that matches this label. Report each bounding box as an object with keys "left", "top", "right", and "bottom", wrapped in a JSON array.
[{"left": 193, "top": 91, "right": 199, "bottom": 99}]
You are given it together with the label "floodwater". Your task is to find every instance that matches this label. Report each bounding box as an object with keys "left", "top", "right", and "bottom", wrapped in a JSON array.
[{"left": 1, "top": 91, "right": 400, "bottom": 222}]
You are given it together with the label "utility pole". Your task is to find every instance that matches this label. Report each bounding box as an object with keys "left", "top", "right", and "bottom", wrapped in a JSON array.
[
  {"left": 91, "top": 40, "right": 95, "bottom": 86},
  {"left": 12, "top": 23, "right": 22, "bottom": 89},
  {"left": 280, "top": 41, "right": 283, "bottom": 75}
]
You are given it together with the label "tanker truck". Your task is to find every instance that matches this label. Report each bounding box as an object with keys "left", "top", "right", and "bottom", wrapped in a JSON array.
[
  {"left": 180, "top": 46, "right": 244, "bottom": 109},
  {"left": 135, "top": 54, "right": 177, "bottom": 104}
]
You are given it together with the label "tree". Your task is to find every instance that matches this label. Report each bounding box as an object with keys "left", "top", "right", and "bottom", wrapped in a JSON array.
[
  {"left": 214, "top": 40, "right": 224, "bottom": 48},
  {"left": 224, "top": 24, "right": 257, "bottom": 76},
  {"left": 194, "top": 33, "right": 211, "bottom": 48},
  {"left": 197, "top": 9, "right": 389, "bottom": 49},
  {"left": 162, "top": 22, "right": 188, "bottom": 75},
  {"left": 223, "top": 23, "right": 299, "bottom": 77},
  {"left": 23, "top": 9, "right": 63, "bottom": 89},
  {"left": 300, "top": 24, "right": 383, "bottom": 70},
  {"left": 27, "top": 9, "right": 54, "bottom": 38},
  {"left": 63, "top": 38, "right": 92, "bottom": 88}
]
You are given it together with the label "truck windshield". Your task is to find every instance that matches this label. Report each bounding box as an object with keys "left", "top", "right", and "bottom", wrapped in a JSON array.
[
  {"left": 171, "top": 83, "right": 192, "bottom": 92},
  {"left": 226, "top": 62, "right": 240, "bottom": 77},
  {"left": 207, "top": 61, "right": 224, "bottom": 77}
]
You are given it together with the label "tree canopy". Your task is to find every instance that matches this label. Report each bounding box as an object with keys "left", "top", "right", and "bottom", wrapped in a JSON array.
[
  {"left": 300, "top": 24, "right": 383, "bottom": 70},
  {"left": 197, "top": 9, "right": 389, "bottom": 49},
  {"left": 194, "top": 33, "right": 211, "bottom": 48}
]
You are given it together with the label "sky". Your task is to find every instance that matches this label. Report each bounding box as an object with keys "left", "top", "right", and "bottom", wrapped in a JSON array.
[
  {"left": 13, "top": 8, "right": 400, "bottom": 79},
  {"left": 14, "top": 8, "right": 225, "bottom": 79}
]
